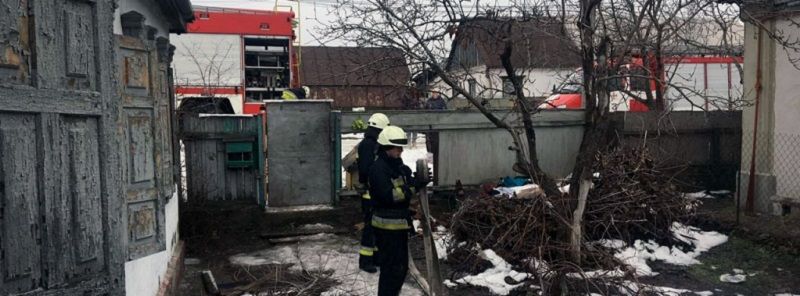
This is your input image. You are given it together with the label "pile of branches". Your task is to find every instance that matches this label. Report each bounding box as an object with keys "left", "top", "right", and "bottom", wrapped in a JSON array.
[
  {"left": 449, "top": 196, "right": 572, "bottom": 267},
  {"left": 223, "top": 264, "right": 337, "bottom": 296},
  {"left": 584, "top": 145, "right": 695, "bottom": 244},
  {"left": 448, "top": 146, "right": 695, "bottom": 273}
]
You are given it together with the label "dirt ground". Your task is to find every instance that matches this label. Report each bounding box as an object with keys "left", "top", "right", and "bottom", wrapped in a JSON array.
[{"left": 176, "top": 191, "right": 800, "bottom": 296}]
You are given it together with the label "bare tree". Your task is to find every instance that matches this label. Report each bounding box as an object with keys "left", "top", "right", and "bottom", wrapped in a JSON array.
[
  {"left": 323, "top": 0, "right": 746, "bottom": 292},
  {"left": 175, "top": 41, "right": 238, "bottom": 96}
]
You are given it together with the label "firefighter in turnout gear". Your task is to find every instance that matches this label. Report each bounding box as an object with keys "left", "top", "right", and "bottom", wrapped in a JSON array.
[
  {"left": 357, "top": 113, "right": 391, "bottom": 273},
  {"left": 368, "top": 126, "right": 428, "bottom": 296}
]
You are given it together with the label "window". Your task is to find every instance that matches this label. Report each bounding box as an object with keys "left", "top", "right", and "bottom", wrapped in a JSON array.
[
  {"left": 502, "top": 76, "right": 524, "bottom": 99},
  {"left": 198, "top": 11, "right": 210, "bottom": 19},
  {"left": 468, "top": 79, "right": 477, "bottom": 97},
  {"left": 226, "top": 142, "right": 255, "bottom": 168}
]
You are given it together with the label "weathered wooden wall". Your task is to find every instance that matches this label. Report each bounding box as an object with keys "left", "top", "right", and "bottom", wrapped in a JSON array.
[
  {"left": 0, "top": 0, "right": 126, "bottom": 294},
  {"left": 179, "top": 114, "right": 263, "bottom": 203}
]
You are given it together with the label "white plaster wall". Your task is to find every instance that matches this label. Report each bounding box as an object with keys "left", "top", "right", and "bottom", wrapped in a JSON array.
[
  {"left": 772, "top": 17, "right": 800, "bottom": 199},
  {"left": 124, "top": 195, "right": 180, "bottom": 296},
  {"left": 113, "top": 0, "right": 171, "bottom": 37},
  {"left": 170, "top": 33, "right": 244, "bottom": 87},
  {"left": 431, "top": 66, "right": 573, "bottom": 100}
]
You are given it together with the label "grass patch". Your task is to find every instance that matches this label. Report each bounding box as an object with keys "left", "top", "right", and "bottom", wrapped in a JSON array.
[{"left": 687, "top": 234, "right": 800, "bottom": 294}]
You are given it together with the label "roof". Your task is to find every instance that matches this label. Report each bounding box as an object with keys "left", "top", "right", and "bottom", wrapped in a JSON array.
[
  {"left": 447, "top": 18, "right": 580, "bottom": 70},
  {"left": 732, "top": 0, "right": 800, "bottom": 18},
  {"left": 158, "top": 0, "right": 195, "bottom": 33},
  {"left": 299, "top": 46, "right": 410, "bottom": 87}
]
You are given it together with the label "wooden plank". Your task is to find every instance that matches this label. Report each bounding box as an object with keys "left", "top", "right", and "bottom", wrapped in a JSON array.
[
  {"left": 416, "top": 159, "right": 445, "bottom": 296},
  {"left": 408, "top": 255, "right": 431, "bottom": 296},
  {"left": 0, "top": 118, "right": 41, "bottom": 293}
]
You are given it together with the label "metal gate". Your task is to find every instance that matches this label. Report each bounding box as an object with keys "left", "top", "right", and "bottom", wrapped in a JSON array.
[
  {"left": 0, "top": 0, "right": 125, "bottom": 294},
  {"left": 266, "top": 100, "right": 333, "bottom": 207}
]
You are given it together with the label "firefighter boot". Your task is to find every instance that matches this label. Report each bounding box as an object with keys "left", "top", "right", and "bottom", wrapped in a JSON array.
[{"left": 359, "top": 251, "right": 378, "bottom": 273}]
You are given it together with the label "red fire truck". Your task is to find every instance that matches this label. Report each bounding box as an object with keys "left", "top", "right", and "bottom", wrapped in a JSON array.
[
  {"left": 540, "top": 55, "right": 743, "bottom": 111},
  {"left": 171, "top": 6, "right": 299, "bottom": 114}
]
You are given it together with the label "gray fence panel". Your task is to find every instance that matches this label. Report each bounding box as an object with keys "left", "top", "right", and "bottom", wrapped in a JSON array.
[{"left": 266, "top": 101, "right": 333, "bottom": 207}]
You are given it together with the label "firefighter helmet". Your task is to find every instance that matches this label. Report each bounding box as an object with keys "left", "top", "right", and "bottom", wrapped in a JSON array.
[
  {"left": 377, "top": 126, "right": 408, "bottom": 147},
  {"left": 368, "top": 113, "right": 390, "bottom": 129}
]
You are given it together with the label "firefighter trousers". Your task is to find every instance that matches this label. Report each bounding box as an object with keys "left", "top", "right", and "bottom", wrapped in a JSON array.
[
  {"left": 375, "top": 228, "right": 409, "bottom": 296},
  {"left": 359, "top": 196, "right": 377, "bottom": 261}
]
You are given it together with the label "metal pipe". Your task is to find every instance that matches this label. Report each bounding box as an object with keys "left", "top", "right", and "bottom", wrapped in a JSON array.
[{"left": 745, "top": 27, "right": 764, "bottom": 214}]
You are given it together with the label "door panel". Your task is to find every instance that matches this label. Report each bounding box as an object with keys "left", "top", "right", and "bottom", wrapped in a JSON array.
[
  {"left": 118, "top": 35, "right": 170, "bottom": 261},
  {"left": 0, "top": 114, "right": 42, "bottom": 294},
  {"left": 0, "top": 0, "right": 124, "bottom": 294}
]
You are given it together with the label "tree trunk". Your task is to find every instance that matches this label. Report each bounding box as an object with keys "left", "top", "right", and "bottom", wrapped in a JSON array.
[
  {"left": 654, "top": 34, "right": 666, "bottom": 111},
  {"left": 568, "top": 3, "right": 613, "bottom": 263},
  {"left": 499, "top": 21, "right": 561, "bottom": 197}
]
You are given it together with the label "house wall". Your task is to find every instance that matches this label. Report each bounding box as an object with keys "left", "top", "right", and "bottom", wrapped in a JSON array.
[
  {"left": 772, "top": 17, "right": 800, "bottom": 202},
  {"left": 124, "top": 196, "right": 180, "bottom": 296},
  {"left": 740, "top": 16, "right": 800, "bottom": 214},
  {"left": 114, "top": 1, "right": 182, "bottom": 295},
  {"left": 430, "top": 66, "right": 573, "bottom": 109}
]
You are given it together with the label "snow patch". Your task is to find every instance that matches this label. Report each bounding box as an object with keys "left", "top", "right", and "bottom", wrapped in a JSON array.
[
  {"left": 683, "top": 191, "right": 715, "bottom": 199},
  {"left": 695, "top": 291, "right": 714, "bottom": 296},
  {"left": 269, "top": 233, "right": 335, "bottom": 244},
  {"left": 443, "top": 280, "right": 457, "bottom": 288},
  {"left": 719, "top": 273, "right": 746, "bottom": 283},
  {"left": 453, "top": 249, "right": 530, "bottom": 295},
  {"left": 619, "top": 281, "right": 695, "bottom": 296},
  {"left": 433, "top": 228, "right": 451, "bottom": 260},
  {"left": 298, "top": 223, "right": 334, "bottom": 231},
  {"left": 229, "top": 234, "right": 423, "bottom": 296},
  {"left": 581, "top": 223, "right": 728, "bottom": 277}
]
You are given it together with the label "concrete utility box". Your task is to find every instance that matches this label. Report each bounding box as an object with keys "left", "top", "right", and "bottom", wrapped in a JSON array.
[{"left": 266, "top": 100, "right": 334, "bottom": 207}]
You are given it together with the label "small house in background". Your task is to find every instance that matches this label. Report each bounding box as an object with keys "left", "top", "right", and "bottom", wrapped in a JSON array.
[
  {"left": 300, "top": 46, "right": 413, "bottom": 109},
  {"left": 428, "top": 17, "right": 580, "bottom": 109}
]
